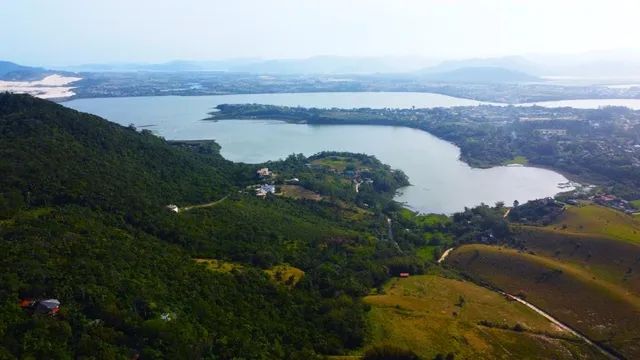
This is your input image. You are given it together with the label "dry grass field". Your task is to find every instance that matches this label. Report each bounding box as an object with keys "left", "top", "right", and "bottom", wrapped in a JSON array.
[
  {"left": 447, "top": 245, "right": 640, "bottom": 358},
  {"left": 362, "top": 275, "right": 602, "bottom": 359}
]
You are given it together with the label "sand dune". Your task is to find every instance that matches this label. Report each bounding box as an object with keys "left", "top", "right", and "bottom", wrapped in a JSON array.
[{"left": 0, "top": 74, "right": 82, "bottom": 99}]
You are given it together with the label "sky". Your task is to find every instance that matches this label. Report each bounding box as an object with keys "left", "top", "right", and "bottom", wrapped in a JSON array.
[{"left": 2, "top": 0, "right": 640, "bottom": 66}]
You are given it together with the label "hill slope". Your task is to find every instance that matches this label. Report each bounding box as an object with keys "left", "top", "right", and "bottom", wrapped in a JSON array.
[
  {"left": 447, "top": 205, "right": 640, "bottom": 359},
  {"left": 0, "top": 93, "right": 240, "bottom": 219},
  {"left": 0, "top": 61, "right": 48, "bottom": 80},
  {"left": 0, "top": 94, "right": 402, "bottom": 358}
]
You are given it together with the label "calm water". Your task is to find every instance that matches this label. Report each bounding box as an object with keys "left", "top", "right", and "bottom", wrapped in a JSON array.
[{"left": 64, "top": 93, "right": 572, "bottom": 214}]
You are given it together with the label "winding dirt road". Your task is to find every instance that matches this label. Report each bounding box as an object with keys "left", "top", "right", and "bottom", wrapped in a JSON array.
[{"left": 440, "top": 247, "right": 620, "bottom": 359}]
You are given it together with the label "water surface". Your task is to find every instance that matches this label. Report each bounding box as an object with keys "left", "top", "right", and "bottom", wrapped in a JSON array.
[{"left": 64, "top": 93, "right": 572, "bottom": 213}]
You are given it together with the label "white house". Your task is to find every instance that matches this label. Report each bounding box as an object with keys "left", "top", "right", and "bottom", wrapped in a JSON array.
[
  {"left": 166, "top": 204, "right": 179, "bottom": 213},
  {"left": 256, "top": 184, "right": 276, "bottom": 197},
  {"left": 257, "top": 168, "right": 272, "bottom": 177}
]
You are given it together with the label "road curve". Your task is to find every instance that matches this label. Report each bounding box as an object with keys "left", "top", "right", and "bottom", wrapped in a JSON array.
[
  {"left": 442, "top": 247, "right": 620, "bottom": 359},
  {"left": 437, "top": 247, "right": 454, "bottom": 263},
  {"left": 500, "top": 292, "right": 619, "bottom": 359}
]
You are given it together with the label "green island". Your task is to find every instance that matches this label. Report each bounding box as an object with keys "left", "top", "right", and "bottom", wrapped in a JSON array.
[{"left": 1, "top": 93, "right": 639, "bottom": 359}]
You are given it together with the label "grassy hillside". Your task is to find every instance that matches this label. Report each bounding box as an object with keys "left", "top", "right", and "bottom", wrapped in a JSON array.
[
  {"left": 363, "top": 274, "right": 603, "bottom": 359},
  {"left": 447, "top": 244, "right": 640, "bottom": 358},
  {"left": 513, "top": 204, "right": 640, "bottom": 295},
  {"left": 543, "top": 205, "right": 640, "bottom": 244},
  {"left": 516, "top": 227, "right": 640, "bottom": 296}
]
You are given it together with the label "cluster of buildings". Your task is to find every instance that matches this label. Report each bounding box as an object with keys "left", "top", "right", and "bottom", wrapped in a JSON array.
[
  {"left": 256, "top": 184, "right": 276, "bottom": 197},
  {"left": 593, "top": 194, "right": 639, "bottom": 214},
  {"left": 255, "top": 168, "right": 277, "bottom": 197},
  {"left": 535, "top": 128, "right": 568, "bottom": 137}
]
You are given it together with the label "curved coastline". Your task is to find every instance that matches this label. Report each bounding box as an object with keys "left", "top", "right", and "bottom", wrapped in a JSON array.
[{"left": 62, "top": 93, "right": 575, "bottom": 213}]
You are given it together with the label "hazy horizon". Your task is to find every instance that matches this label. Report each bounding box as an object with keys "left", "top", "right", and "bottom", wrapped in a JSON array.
[{"left": 2, "top": 0, "right": 640, "bottom": 67}]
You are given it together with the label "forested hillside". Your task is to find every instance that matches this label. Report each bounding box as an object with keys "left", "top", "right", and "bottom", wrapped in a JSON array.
[
  {"left": 1, "top": 94, "right": 622, "bottom": 359},
  {"left": 0, "top": 94, "right": 416, "bottom": 358}
]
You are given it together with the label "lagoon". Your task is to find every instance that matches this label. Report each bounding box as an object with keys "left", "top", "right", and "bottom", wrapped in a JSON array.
[{"left": 64, "top": 93, "right": 571, "bottom": 214}]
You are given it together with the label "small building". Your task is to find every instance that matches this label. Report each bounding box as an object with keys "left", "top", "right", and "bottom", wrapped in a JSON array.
[
  {"left": 166, "top": 204, "right": 179, "bottom": 213},
  {"left": 256, "top": 184, "right": 276, "bottom": 197},
  {"left": 36, "top": 299, "right": 61, "bottom": 315},
  {"left": 256, "top": 168, "right": 272, "bottom": 178},
  {"left": 286, "top": 178, "right": 300, "bottom": 183},
  {"left": 20, "top": 298, "right": 60, "bottom": 316},
  {"left": 160, "top": 312, "right": 175, "bottom": 322},
  {"left": 399, "top": 272, "right": 410, "bottom": 278},
  {"left": 536, "top": 129, "right": 567, "bottom": 136}
]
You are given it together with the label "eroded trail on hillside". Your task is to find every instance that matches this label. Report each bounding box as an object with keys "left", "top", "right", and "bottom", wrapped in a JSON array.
[
  {"left": 500, "top": 292, "right": 619, "bottom": 359},
  {"left": 437, "top": 247, "right": 454, "bottom": 263},
  {"left": 442, "top": 247, "right": 620, "bottom": 359}
]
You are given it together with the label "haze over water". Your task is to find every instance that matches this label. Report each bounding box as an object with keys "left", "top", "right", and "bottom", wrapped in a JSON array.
[{"left": 64, "top": 92, "right": 572, "bottom": 213}]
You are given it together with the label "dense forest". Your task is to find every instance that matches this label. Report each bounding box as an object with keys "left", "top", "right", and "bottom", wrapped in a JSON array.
[{"left": 0, "top": 94, "right": 435, "bottom": 358}]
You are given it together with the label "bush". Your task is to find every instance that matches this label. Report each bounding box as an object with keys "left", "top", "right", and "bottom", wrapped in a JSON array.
[{"left": 363, "top": 345, "right": 421, "bottom": 360}]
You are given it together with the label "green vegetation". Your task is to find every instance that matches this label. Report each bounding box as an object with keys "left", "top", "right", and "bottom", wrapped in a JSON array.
[
  {"left": 0, "top": 94, "right": 416, "bottom": 358},
  {"left": 3, "top": 94, "right": 637, "bottom": 359},
  {"left": 516, "top": 227, "right": 640, "bottom": 295},
  {"left": 362, "top": 345, "right": 420, "bottom": 360},
  {"left": 279, "top": 185, "right": 322, "bottom": 201},
  {"left": 363, "top": 275, "right": 602, "bottom": 359},
  {"left": 265, "top": 152, "right": 409, "bottom": 211},
  {"left": 508, "top": 198, "right": 565, "bottom": 226},
  {"left": 265, "top": 264, "right": 305, "bottom": 288},
  {"left": 545, "top": 204, "right": 640, "bottom": 244},
  {"left": 504, "top": 155, "right": 528, "bottom": 165},
  {"left": 444, "top": 201, "right": 640, "bottom": 358},
  {"left": 447, "top": 244, "right": 640, "bottom": 359},
  {"left": 193, "top": 258, "right": 243, "bottom": 273}
]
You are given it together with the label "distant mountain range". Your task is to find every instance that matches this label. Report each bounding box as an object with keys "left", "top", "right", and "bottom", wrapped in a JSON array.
[
  {"left": 418, "top": 66, "right": 539, "bottom": 83},
  {"left": 0, "top": 61, "right": 77, "bottom": 81},
  {"left": 6, "top": 49, "right": 640, "bottom": 83},
  {"left": 55, "top": 56, "right": 540, "bottom": 83},
  {"left": 57, "top": 56, "right": 437, "bottom": 75},
  {"left": 0, "top": 61, "right": 47, "bottom": 80},
  {"left": 419, "top": 56, "right": 542, "bottom": 76}
]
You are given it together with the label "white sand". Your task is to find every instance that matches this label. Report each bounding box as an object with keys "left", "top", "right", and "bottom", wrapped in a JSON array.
[{"left": 0, "top": 74, "right": 82, "bottom": 99}]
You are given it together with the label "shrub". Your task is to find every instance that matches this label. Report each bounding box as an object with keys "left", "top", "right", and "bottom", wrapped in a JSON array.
[{"left": 363, "top": 345, "right": 421, "bottom": 360}]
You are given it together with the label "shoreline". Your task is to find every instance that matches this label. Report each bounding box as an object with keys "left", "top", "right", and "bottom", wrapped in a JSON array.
[{"left": 206, "top": 115, "right": 580, "bottom": 196}]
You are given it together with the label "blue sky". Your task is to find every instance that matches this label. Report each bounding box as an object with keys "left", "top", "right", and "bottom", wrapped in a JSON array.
[{"left": 2, "top": 0, "right": 639, "bottom": 66}]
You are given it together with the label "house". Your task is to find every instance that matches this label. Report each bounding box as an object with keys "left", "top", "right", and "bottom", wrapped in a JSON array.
[
  {"left": 535, "top": 129, "right": 567, "bottom": 136},
  {"left": 256, "top": 184, "right": 276, "bottom": 197},
  {"left": 20, "top": 298, "right": 60, "bottom": 316},
  {"left": 36, "top": 299, "right": 61, "bottom": 315},
  {"left": 160, "top": 312, "right": 175, "bottom": 321},
  {"left": 166, "top": 204, "right": 179, "bottom": 213},
  {"left": 399, "top": 272, "right": 410, "bottom": 278},
  {"left": 256, "top": 168, "right": 272, "bottom": 178}
]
